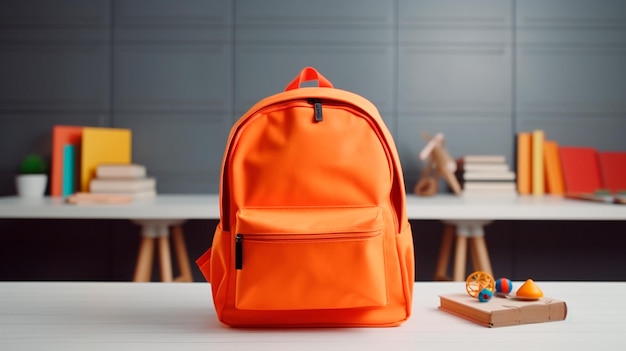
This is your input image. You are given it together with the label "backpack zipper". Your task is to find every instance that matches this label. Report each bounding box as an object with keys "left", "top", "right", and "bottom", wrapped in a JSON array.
[
  {"left": 308, "top": 98, "right": 323, "bottom": 122},
  {"left": 235, "top": 234, "right": 243, "bottom": 270},
  {"left": 234, "top": 230, "right": 380, "bottom": 270}
]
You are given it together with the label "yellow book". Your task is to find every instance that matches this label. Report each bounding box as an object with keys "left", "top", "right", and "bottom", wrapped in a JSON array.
[
  {"left": 80, "top": 127, "right": 132, "bottom": 192},
  {"left": 531, "top": 130, "right": 545, "bottom": 195},
  {"left": 516, "top": 132, "right": 532, "bottom": 195}
]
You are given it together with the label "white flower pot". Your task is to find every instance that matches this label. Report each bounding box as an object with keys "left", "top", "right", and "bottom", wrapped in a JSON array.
[{"left": 16, "top": 174, "right": 48, "bottom": 198}]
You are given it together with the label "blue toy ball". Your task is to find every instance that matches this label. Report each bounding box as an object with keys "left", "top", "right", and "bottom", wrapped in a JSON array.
[
  {"left": 495, "top": 278, "right": 513, "bottom": 295},
  {"left": 478, "top": 288, "right": 493, "bottom": 302}
]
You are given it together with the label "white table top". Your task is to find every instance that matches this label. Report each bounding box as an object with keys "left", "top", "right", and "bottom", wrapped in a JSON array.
[
  {"left": 0, "top": 281, "right": 623, "bottom": 350},
  {"left": 0, "top": 194, "right": 218, "bottom": 219},
  {"left": 1, "top": 193, "right": 625, "bottom": 220}
]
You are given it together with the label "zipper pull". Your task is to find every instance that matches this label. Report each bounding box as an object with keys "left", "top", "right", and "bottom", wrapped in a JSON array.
[
  {"left": 308, "top": 98, "right": 323, "bottom": 122},
  {"left": 235, "top": 234, "right": 243, "bottom": 270}
]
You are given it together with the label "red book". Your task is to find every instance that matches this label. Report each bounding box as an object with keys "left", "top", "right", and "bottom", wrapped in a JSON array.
[
  {"left": 51, "top": 126, "right": 83, "bottom": 197},
  {"left": 558, "top": 146, "right": 603, "bottom": 194},
  {"left": 598, "top": 152, "right": 626, "bottom": 193}
]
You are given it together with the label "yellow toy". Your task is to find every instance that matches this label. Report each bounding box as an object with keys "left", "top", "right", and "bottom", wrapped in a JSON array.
[{"left": 465, "top": 271, "right": 495, "bottom": 301}]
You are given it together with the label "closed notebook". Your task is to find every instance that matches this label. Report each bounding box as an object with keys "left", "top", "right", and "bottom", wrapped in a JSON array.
[
  {"left": 80, "top": 127, "right": 132, "bottom": 192},
  {"left": 598, "top": 152, "right": 626, "bottom": 193},
  {"left": 90, "top": 177, "right": 156, "bottom": 193},
  {"left": 462, "top": 155, "right": 506, "bottom": 163},
  {"left": 67, "top": 190, "right": 156, "bottom": 204},
  {"left": 439, "top": 293, "right": 567, "bottom": 328},
  {"left": 96, "top": 164, "right": 147, "bottom": 179},
  {"left": 51, "top": 126, "right": 83, "bottom": 197},
  {"left": 559, "top": 147, "right": 603, "bottom": 194}
]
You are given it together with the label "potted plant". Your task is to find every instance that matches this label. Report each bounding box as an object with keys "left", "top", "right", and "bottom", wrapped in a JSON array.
[{"left": 16, "top": 153, "right": 48, "bottom": 198}]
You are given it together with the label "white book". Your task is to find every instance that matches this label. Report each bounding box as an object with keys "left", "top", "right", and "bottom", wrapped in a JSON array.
[
  {"left": 463, "top": 171, "right": 516, "bottom": 181},
  {"left": 67, "top": 190, "right": 156, "bottom": 204},
  {"left": 463, "top": 181, "right": 516, "bottom": 191},
  {"left": 462, "top": 155, "right": 506, "bottom": 164},
  {"left": 462, "top": 190, "right": 518, "bottom": 197},
  {"left": 90, "top": 177, "right": 156, "bottom": 193},
  {"left": 462, "top": 163, "right": 510, "bottom": 172},
  {"left": 96, "top": 164, "right": 147, "bottom": 179}
]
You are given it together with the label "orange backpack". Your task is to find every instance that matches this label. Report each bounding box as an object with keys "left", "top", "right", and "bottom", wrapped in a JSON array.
[{"left": 197, "top": 67, "right": 414, "bottom": 327}]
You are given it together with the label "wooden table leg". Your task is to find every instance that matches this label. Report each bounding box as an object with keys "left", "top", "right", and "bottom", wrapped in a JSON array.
[
  {"left": 158, "top": 234, "right": 173, "bottom": 282},
  {"left": 443, "top": 220, "right": 494, "bottom": 282},
  {"left": 132, "top": 219, "right": 187, "bottom": 283},
  {"left": 469, "top": 237, "right": 480, "bottom": 272},
  {"left": 434, "top": 224, "right": 455, "bottom": 281},
  {"left": 133, "top": 236, "right": 155, "bottom": 282},
  {"left": 472, "top": 236, "right": 493, "bottom": 276},
  {"left": 452, "top": 234, "right": 468, "bottom": 282},
  {"left": 172, "top": 225, "right": 193, "bottom": 282}
]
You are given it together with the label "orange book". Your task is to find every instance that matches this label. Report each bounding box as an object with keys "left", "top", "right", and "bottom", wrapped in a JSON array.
[
  {"left": 559, "top": 146, "right": 603, "bottom": 194},
  {"left": 543, "top": 140, "right": 565, "bottom": 195},
  {"left": 598, "top": 151, "right": 626, "bottom": 193},
  {"left": 516, "top": 132, "right": 532, "bottom": 195},
  {"left": 531, "top": 130, "right": 545, "bottom": 195},
  {"left": 51, "top": 126, "right": 83, "bottom": 197}
]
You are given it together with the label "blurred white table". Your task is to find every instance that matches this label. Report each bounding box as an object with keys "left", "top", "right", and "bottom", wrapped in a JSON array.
[
  {"left": 0, "top": 281, "right": 623, "bottom": 350},
  {"left": 0, "top": 194, "right": 219, "bottom": 282},
  {"left": 1, "top": 193, "right": 625, "bottom": 220},
  {"left": 1, "top": 194, "right": 625, "bottom": 282}
]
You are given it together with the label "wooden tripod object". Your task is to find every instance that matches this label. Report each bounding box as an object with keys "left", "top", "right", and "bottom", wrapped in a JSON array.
[{"left": 414, "top": 132, "right": 462, "bottom": 196}]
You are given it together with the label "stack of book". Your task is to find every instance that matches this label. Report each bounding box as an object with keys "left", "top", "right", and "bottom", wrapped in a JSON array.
[
  {"left": 67, "top": 164, "right": 156, "bottom": 204},
  {"left": 456, "top": 155, "right": 517, "bottom": 195}
]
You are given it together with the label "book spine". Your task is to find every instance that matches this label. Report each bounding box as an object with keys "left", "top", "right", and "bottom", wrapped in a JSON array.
[
  {"left": 531, "top": 130, "right": 545, "bottom": 195},
  {"left": 543, "top": 141, "right": 565, "bottom": 195},
  {"left": 96, "top": 164, "right": 146, "bottom": 179},
  {"left": 89, "top": 178, "right": 156, "bottom": 193},
  {"left": 516, "top": 132, "right": 532, "bottom": 195},
  {"left": 62, "top": 144, "right": 76, "bottom": 196}
]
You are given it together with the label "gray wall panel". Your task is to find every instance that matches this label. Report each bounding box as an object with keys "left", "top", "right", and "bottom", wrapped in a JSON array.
[
  {"left": 112, "top": 0, "right": 232, "bottom": 192},
  {"left": 113, "top": 43, "right": 231, "bottom": 112},
  {"left": 515, "top": 0, "right": 626, "bottom": 146},
  {"left": 116, "top": 113, "right": 229, "bottom": 193},
  {"left": 235, "top": 0, "right": 393, "bottom": 44},
  {"left": 398, "top": 0, "right": 513, "bottom": 190},
  {"left": 234, "top": 0, "right": 394, "bottom": 130},
  {"left": 234, "top": 45, "right": 394, "bottom": 115},
  {"left": 0, "top": 0, "right": 110, "bottom": 113},
  {"left": 0, "top": 45, "right": 111, "bottom": 112}
]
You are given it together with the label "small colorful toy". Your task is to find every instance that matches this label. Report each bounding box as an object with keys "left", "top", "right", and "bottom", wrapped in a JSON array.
[
  {"left": 495, "top": 278, "right": 513, "bottom": 296},
  {"left": 478, "top": 288, "right": 493, "bottom": 302},
  {"left": 465, "top": 271, "right": 495, "bottom": 302},
  {"left": 515, "top": 279, "right": 544, "bottom": 300}
]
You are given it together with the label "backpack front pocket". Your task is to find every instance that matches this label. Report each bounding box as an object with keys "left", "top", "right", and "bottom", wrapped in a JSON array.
[{"left": 234, "top": 206, "right": 387, "bottom": 311}]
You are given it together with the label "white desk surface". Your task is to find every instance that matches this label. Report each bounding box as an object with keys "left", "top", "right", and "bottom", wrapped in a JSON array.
[
  {"left": 1, "top": 193, "right": 625, "bottom": 220},
  {"left": 0, "top": 281, "right": 623, "bottom": 350}
]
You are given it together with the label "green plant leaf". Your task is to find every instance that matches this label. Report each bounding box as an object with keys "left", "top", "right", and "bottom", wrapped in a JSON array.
[{"left": 19, "top": 154, "right": 47, "bottom": 174}]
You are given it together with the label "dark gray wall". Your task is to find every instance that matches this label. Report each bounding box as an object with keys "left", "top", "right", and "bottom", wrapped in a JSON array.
[{"left": 1, "top": 0, "right": 625, "bottom": 282}]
